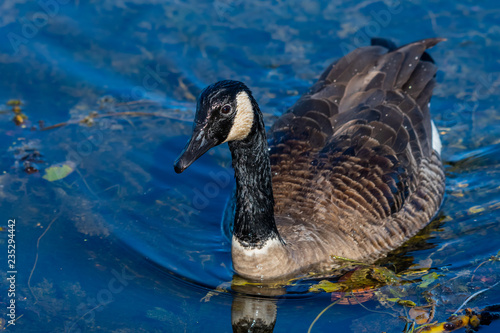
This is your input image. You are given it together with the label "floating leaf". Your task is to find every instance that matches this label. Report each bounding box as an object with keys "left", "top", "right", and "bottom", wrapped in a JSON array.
[
  {"left": 409, "top": 306, "right": 431, "bottom": 324},
  {"left": 310, "top": 266, "right": 402, "bottom": 295},
  {"left": 469, "top": 315, "right": 480, "bottom": 329},
  {"left": 415, "top": 315, "right": 469, "bottom": 333},
  {"left": 418, "top": 272, "right": 444, "bottom": 289},
  {"left": 309, "top": 280, "right": 344, "bottom": 293},
  {"left": 397, "top": 299, "right": 416, "bottom": 307},
  {"left": 13, "top": 113, "right": 28, "bottom": 125},
  {"left": 347, "top": 267, "right": 373, "bottom": 285},
  {"left": 43, "top": 162, "right": 76, "bottom": 181},
  {"left": 7, "top": 100, "right": 22, "bottom": 106},
  {"left": 371, "top": 266, "right": 400, "bottom": 285},
  {"left": 386, "top": 297, "right": 416, "bottom": 307},
  {"left": 400, "top": 268, "right": 431, "bottom": 278}
]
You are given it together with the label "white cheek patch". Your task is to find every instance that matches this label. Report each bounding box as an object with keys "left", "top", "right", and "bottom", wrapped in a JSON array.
[
  {"left": 431, "top": 120, "right": 442, "bottom": 155},
  {"left": 223, "top": 91, "right": 254, "bottom": 143}
]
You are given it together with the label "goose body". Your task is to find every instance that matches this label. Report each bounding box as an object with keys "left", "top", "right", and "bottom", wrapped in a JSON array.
[{"left": 174, "top": 38, "right": 445, "bottom": 281}]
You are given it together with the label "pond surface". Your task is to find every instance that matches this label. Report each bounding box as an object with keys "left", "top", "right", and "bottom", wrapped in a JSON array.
[{"left": 1, "top": 0, "right": 500, "bottom": 332}]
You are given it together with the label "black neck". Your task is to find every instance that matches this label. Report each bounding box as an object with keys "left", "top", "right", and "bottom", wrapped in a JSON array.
[{"left": 228, "top": 104, "right": 280, "bottom": 248}]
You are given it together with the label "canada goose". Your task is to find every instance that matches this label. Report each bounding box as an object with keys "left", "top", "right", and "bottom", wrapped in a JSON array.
[{"left": 174, "top": 38, "right": 446, "bottom": 281}]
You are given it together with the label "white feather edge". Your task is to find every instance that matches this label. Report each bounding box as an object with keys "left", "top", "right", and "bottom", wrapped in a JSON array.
[{"left": 431, "top": 120, "right": 441, "bottom": 155}]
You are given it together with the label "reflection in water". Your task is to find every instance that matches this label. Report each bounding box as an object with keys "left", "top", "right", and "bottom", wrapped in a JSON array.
[
  {"left": 232, "top": 296, "right": 277, "bottom": 333},
  {"left": 231, "top": 282, "right": 284, "bottom": 333}
]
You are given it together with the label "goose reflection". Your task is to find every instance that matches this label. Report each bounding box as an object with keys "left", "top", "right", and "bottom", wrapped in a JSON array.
[{"left": 231, "top": 282, "right": 284, "bottom": 333}]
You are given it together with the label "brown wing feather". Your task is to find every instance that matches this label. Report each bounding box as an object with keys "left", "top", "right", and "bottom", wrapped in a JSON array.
[{"left": 268, "top": 38, "right": 445, "bottom": 260}]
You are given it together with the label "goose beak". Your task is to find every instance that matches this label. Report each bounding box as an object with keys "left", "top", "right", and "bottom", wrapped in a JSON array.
[{"left": 174, "top": 128, "right": 217, "bottom": 173}]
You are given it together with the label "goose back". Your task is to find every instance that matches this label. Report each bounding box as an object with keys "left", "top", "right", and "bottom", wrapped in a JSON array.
[{"left": 265, "top": 38, "right": 445, "bottom": 265}]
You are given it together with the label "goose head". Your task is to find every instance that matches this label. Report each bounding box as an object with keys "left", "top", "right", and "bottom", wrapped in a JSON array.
[{"left": 174, "top": 80, "right": 257, "bottom": 173}]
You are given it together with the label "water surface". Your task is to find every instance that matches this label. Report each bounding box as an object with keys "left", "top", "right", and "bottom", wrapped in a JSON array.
[{"left": 1, "top": 0, "right": 500, "bottom": 332}]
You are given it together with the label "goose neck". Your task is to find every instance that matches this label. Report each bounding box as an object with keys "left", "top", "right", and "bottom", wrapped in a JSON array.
[{"left": 228, "top": 112, "right": 280, "bottom": 248}]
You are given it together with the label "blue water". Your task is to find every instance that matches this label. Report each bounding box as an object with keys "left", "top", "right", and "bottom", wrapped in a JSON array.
[{"left": 1, "top": 1, "right": 499, "bottom": 332}]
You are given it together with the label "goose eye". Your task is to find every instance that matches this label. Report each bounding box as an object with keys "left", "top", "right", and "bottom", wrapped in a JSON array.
[{"left": 221, "top": 104, "right": 232, "bottom": 115}]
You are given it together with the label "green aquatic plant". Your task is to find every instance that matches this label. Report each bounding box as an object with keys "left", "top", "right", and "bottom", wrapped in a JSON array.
[
  {"left": 42, "top": 162, "right": 76, "bottom": 182},
  {"left": 7, "top": 99, "right": 28, "bottom": 126}
]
